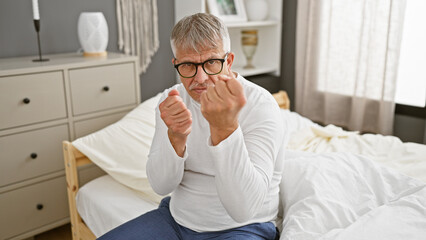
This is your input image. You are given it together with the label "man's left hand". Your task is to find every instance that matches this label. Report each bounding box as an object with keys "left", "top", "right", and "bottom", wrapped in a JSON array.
[{"left": 200, "top": 73, "right": 246, "bottom": 145}]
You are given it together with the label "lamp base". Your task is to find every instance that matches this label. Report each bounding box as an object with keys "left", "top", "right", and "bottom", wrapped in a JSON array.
[
  {"left": 32, "top": 58, "right": 50, "bottom": 62},
  {"left": 83, "top": 51, "right": 108, "bottom": 57}
]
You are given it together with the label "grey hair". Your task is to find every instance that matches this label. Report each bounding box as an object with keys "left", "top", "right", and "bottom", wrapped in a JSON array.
[{"left": 171, "top": 13, "right": 231, "bottom": 57}]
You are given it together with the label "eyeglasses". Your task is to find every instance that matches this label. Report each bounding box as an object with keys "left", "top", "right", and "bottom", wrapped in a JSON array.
[{"left": 174, "top": 53, "right": 229, "bottom": 78}]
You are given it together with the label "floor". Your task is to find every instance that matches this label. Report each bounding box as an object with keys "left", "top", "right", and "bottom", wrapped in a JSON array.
[{"left": 33, "top": 224, "right": 72, "bottom": 240}]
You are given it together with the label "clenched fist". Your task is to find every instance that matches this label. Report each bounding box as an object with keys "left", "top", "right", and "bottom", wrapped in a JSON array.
[
  {"left": 159, "top": 89, "right": 192, "bottom": 157},
  {"left": 200, "top": 73, "right": 246, "bottom": 145}
]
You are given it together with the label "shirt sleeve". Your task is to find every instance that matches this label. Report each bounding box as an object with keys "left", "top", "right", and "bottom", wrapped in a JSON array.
[
  {"left": 146, "top": 92, "right": 188, "bottom": 196},
  {"left": 208, "top": 98, "right": 284, "bottom": 223}
]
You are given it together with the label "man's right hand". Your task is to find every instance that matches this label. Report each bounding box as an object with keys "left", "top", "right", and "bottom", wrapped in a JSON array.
[{"left": 159, "top": 89, "right": 192, "bottom": 157}]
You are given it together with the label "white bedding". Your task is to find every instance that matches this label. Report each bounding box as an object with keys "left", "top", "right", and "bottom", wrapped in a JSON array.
[
  {"left": 77, "top": 151, "right": 426, "bottom": 239},
  {"left": 280, "top": 151, "right": 426, "bottom": 240},
  {"left": 75, "top": 98, "right": 426, "bottom": 239},
  {"left": 283, "top": 113, "right": 426, "bottom": 183}
]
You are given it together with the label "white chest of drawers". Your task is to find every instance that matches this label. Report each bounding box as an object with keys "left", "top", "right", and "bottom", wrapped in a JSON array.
[{"left": 0, "top": 53, "right": 140, "bottom": 240}]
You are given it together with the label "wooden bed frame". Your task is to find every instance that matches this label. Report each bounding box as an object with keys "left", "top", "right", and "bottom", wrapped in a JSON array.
[
  {"left": 63, "top": 142, "right": 97, "bottom": 240},
  {"left": 62, "top": 90, "right": 290, "bottom": 240}
]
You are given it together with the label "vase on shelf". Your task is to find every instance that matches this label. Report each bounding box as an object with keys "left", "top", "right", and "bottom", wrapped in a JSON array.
[
  {"left": 241, "top": 30, "right": 258, "bottom": 69},
  {"left": 245, "top": 0, "right": 269, "bottom": 21},
  {"left": 78, "top": 12, "right": 109, "bottom": 57}
]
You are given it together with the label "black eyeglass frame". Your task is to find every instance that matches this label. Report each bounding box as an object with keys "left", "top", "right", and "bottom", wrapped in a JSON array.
[{"left": 173, "top": 53, "right": 229, "bottom": 78}]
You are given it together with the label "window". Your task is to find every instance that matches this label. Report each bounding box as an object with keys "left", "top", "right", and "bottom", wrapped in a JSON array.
[{"left": 395, "top": 0, "right": 426, "bottom": 108}]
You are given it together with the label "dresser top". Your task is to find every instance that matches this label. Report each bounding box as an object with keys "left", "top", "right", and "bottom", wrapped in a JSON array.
[{"left": 0, "top": 52, "right": 138, "bottom": 76}]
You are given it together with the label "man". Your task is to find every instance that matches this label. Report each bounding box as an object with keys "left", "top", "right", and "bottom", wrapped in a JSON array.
[{"left": 98, "top": 13, "right": 285, "bottom": 240}]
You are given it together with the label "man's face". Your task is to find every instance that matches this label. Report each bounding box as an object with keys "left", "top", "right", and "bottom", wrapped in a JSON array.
[{"left": 173, "top": 47, "right": 234, "bottom": 102}]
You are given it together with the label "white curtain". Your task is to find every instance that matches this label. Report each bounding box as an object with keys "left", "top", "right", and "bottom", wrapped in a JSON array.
[
  {"left": 116, "top": 0, "right": 159, "bottom": 74},
  {"left": 295, "top": 0, "right": 406, "bottom": 135}
]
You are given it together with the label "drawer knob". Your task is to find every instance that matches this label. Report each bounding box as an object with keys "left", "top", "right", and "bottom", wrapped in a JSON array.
[
  {"left": 103, "top": 86, "right": 110, "bottom": 92},
  {"left": 30, "top": 153, "right": 38, "bottom": 159},
  {"left": 23, "top": 98, "right": 31, "bottom": 104},
  {"left": 36, "top": 204, "right": 44, "bottom": 210}
]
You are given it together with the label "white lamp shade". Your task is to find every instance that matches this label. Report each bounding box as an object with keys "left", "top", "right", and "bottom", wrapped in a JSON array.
[{"left": 78, "top": 12, "right": 109, "bottom": 53}]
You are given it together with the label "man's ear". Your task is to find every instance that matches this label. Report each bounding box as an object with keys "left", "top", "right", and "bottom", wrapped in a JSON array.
[
  {"left": 227, "top": 52, "right": 235, "bottom": 68},
  {"left": 172, "top": 58, "right": 176, "bottom": 64}
]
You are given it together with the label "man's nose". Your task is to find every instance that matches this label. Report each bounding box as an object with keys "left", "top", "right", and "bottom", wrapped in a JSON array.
[{"left": 193, "top": 64, "right": 208, "bottom": 83}]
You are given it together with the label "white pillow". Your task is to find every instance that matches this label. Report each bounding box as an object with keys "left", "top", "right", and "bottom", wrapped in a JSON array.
[
  {"left": 73, "top": 94, "right": 161, "bottom": 196},
  {"left": 280, "top": 151, "right": 425, "bottom": 239}
]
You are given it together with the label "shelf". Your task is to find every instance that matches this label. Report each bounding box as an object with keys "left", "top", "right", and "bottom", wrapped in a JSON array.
[
  {"left": 233, "top": 65, "right": 277, "bottom": 77},
  {"left": 226, "top": 20, "right": 279, "bottom": 28}
]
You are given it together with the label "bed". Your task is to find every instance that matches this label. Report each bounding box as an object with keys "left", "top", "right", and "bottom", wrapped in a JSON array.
[{"left": 63, "top": 90, "right": 426, "bottom": 240}]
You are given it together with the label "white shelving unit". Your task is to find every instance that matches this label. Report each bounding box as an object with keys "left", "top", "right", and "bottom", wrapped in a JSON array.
[{"left": 175, "top": 0, "right": 282, "bottom": 77}]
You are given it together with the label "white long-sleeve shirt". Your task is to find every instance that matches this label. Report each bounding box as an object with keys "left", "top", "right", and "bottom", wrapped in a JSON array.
[{"left": 147, "top": 74, "right": 285, "bottom": 232}]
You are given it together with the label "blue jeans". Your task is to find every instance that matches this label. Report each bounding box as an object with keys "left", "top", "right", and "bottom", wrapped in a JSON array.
[{"left": 97, "top": 197, "right": 279, "bottom": 240}]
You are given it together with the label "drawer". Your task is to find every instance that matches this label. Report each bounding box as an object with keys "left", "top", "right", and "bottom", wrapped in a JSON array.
[
  {"left": 0, "top": 125, "right": 69, "bottom": 187},
  {"left": 0, "top": 71, "right": 67, "bottom": 129},
  {"left": 69, "top": 63, "right": 137, "bottom": 116},
  {"left": 74, "top": 111, "right": 128, "bottom": 138},
  {"left": 0, "top": 176, "right": 68, "bottom": 240}
]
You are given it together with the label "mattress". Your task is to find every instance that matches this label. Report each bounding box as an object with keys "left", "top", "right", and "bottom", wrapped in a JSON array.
[{"left": 76, "top": 175, "right": 158, "bottom": 237}]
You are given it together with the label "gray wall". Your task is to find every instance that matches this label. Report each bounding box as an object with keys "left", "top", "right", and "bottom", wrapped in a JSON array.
[
  {"left": 0, "top": 0, "right": 176, "bottom": 101},
  {"left": 394, "top": 115, "right": 426, "bottom": 144},
  {"left": 424, "top": 119, "right": 426, "bottom": 143},
  {"left": 280, "top": 0, "right": 297, "bottom": 110}
]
